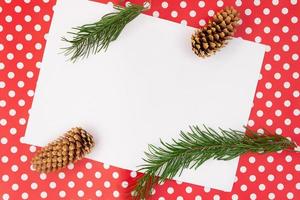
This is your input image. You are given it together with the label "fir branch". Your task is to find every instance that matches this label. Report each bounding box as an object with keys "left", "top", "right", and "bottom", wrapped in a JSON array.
[
  {"left": 62, "top": 3, "right": 147, "bottom": 62},
  {"left": 133, "top": 125, "right": 298, "bottom": 199}
]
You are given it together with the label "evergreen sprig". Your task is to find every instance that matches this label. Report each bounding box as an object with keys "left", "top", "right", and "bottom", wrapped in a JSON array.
[
  {"left": 62, "top": 3, "right": 147, "bottom": 62},
  {"left": 133, "top": 125, "right": 297, "bottom": 199}
]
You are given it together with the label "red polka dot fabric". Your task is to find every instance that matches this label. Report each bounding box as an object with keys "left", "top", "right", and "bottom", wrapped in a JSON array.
[{"left": 0, "top": 0, "right": 299, "bottom": 199}]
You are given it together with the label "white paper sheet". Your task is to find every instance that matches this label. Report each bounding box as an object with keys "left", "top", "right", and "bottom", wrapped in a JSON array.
[{"left": 23, "top": 0, "right": 265, "bottom": 192}]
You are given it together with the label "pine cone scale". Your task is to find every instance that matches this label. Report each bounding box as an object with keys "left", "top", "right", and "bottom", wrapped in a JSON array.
[
  {"left": 31, "top": 127, "right": 95, "bottom": 173},
  {"left": 191, "top": 7, "right": 240, "bottom": 58}
]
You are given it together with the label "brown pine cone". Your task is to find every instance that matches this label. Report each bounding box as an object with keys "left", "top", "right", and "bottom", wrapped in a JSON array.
[
  {"left": 191, "top": 6, "right": 240, "bottom": 58},
  {"left": 31, "top": 127, "right": 95, "bottom": 173}
]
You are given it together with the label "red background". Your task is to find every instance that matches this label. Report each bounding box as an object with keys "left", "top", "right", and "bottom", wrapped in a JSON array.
[{"left": 0, "top": 0, "right": 299, "bottom": 199}]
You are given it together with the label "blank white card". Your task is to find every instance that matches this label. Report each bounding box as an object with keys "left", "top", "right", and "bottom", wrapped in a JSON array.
[{"left": 24, "top": 0, "right": 265, "bottom": 191}]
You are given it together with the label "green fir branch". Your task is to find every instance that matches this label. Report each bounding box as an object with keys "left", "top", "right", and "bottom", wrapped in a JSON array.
[
  {"left": 133, "top": 125, "right": 298, "bottom": 199},
  {"left": 62, "top": 3, "right": 147, "bottom": 62}
]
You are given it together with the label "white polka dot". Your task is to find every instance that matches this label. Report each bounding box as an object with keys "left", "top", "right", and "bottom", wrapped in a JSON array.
[
  {"left": 286, "top": 173, "right": 293, "bottom": 181},
  {"left": 68, "top": 181, "right": 75, "bottom": 188},
  {"left": 273, "top": 17, "right": 280, "bottom": 24},
  {"left": 198, "top": 1, "right": 205, "bottom": 8},
  {"left": 161, "top": 1, "right": 168, "bottom": 8},
  {"left": 274, "top": 54, "right": 280, "bottom": 61},
  {"left": 7, "top": 53, "right": 14, "bottom": 60},
  {"left": 2, "top": 174, "right": 9, "bottom": 182},
  {"left": 34, "top": 24, "right": 41, "bottom": 31},
  {"left": 10, "top": 146, "right": 18, "bottom": 153},
  {"left": 199, "top": 19, "right": 206, "bottom": 26},
  {"left": 86, "top": 180, "right": 93, "bottom": 188},
  {"left": 256, "top": 91, "right": 263, "bottom": 99},
  {"left": 171, "top": 11, "right": 178, "bottom": 18},
  {"left": 259, "top": 184, "right": 266, "bottom": 191},
  {"left": 15, "top": 24, "right": 23, "bottom": 32},
  {"left": 235, "top": 0, "right": 242, "bottom": 6},
  {"left": 113, "top": 191, "right": 120, "bottom": 198},
  {"left": 26, "top": 52, "right": 33, "bottom": 59},
  {"left": 284, "top": 81, "right": 291, "bottom": 88},
  {"left": 104, "top": 181, "right": 111, "bottom": 188},
  {"left": 95, "top": 171, "right": 102, "bottom": 179},
  {"left": 40, "top": 192, "right": 47, "bottom": 199},
  {"left": 287, "top": 192, "right": 294, "bottom": 199},
  {"left": 256, "top": 110, "right": 263, "bottom": 117},
  {"left": 276, "top": 165, "right": 283, "bottom": 172},
  {"left": 6, "top": 34, "right": 13, "bottom": 41},
  {"left": 24, "top": 15, "right": 32, "bottom": 22},
  {"left": 241, "top": 184, "right": 248, "bottom": 193},
  {"left": 20, "top": 155, "right": 27, "bottom": 162},
  {"left": 1, "top": 137, "right": 8, "bottom": 144},
  {"left": 273, "top": 35, "right": 280, "bottom": 42},
  {"left": 240, "top": 166, "right": 247, "bottom": 173},
  {"left": 264, "top": 26, "right": 271, "bottom": 33},
  {"left": 265, "top": 82, "right": 272, "bottom": 89},
  {"left": 1, "top": 156, "right": 8, "bottom": 163},
  {"left": 263, "top": 8, "right": 270, "bottom": 15},
  {"left": 276, "top": 128, "right": 283, "bottom": 136},
  {"left": 292, "top": 35, "right": 298, "bottom": 42},
  {"left": 268, "top": 174, "right": 275, "bottom": 181},
  {"left": 285, "top": 118, "right": 291, "bottom": 125},
  {"left": 85, "top": 162, "right": 92, "bottom": 169},
  {"left": 111, "top": 171, "right": 119, "bottom": 179},
  {"left": 254, "top": 0, "right": 261, "bottom": 6},
  {"left": 0, "top": 100, "right": 6, "bottom": 107},
  {"left": 213, "top": 195, "right": 220, "bottom": 200},
  {"left": 245, "top": 27, "right": 252, "bottom": 34},
  {"left": 291, "top": 0, "right": 298, "bottom": 5},
  {"left": 31, "top": 182, "right": 38, "bottom": 190},
  {"left": 5, "top": 15, "right": 12, "bottom": 22},
  {"left": 77, "top": 190, "right": 84, "bottom": 197},
  {"left": 189, "top": 10, "right": 196, "bottom": 17},
  {"left": 180, "top": 20, "right": 187, "bottom": 26},
  {"left": 180, "top": 1, "right": 187, "bottom": 8},
  {"left": 208, "top": 10, "right": 215, "bottom": 17},
  {"left": 185, "top": 186, "right": 192, "bottom": 193},
  {"left": 254, "top": 17, "right": 261, "bottom": 24},
  {"left": 59, "top": 191, "right": 66, "bottom": 198},
  {"left": 167, "top": 187, "right": 174, "bottom": 194},
  {"left": 255, "top": 36, "right": 262, "bottom": 43},
  {"left": 245, "top": 9, "right": 252, "bottom": 16},
  {"left": 291, "top": 16, "right": 298, "bottom": 23},
  {"left": 121, "top": 181, "right": 128, "bottom": 188},
  {"left": 249, "top": 156, "right": 256, "bottom": 163},
  {"left": 95, "top": 190, "right": 102, "bottom": 197},
  {"left": 268, "top": 193, "right": 275, "bottom": 200},
  {"left": 34, "top": 5, "right": 40, "bottom": 12},
  {"left": 19, "top": 118, "right": 26, "bottom": 125},
  {"left": 293, "top": 72, "right": 299, "bottom": 79},
  {"left": 283, "top": 44, "right": 290, "bottom": 52},
  {"left": 22, "top": 192, "right": 28, "bottom": 199},
  {"left": 130, "top": 171, "right": 137, "bottom": 178},
  {"left": 267, "top": 156, "right": 274, "bottom": 163},
  {"left": 77, "top": 171, "right": 84, "bottom": 179},
  {"left": 248, "top": 119, "right": 255, "bottom": 126},
  {"left": 217, "top": 0, "right": 224, "bottom": 7},
  {"left": 248, "top": 175, "right": 256, "bottom": 182},
  {"left": 292, "top": 53, "right": 299, "bottom": 60},
  {"left": 0, "top": 63, "right": 4, "bottom": 70},
  {"left": 282, "top": 26, "right": 289, "bottom": 33},
  {"left": 21, "top": 173, "right": 28, "bottom": 181}
]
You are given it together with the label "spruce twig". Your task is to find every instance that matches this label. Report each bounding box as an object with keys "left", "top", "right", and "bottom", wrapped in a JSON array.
[
  {"left": 62, "top": 3, "right": 149, "bottom": 62},
  {"left": 132, "top": 125, "right": 298, "bottom": 199}
]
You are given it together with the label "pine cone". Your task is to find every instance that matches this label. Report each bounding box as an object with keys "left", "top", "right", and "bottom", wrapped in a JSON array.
[
  {"left": 191, "top": 7, "right": 240, "bottom": 58},
  {"left": 31, "top": 127, "right": 95, "bottom": 173}
]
